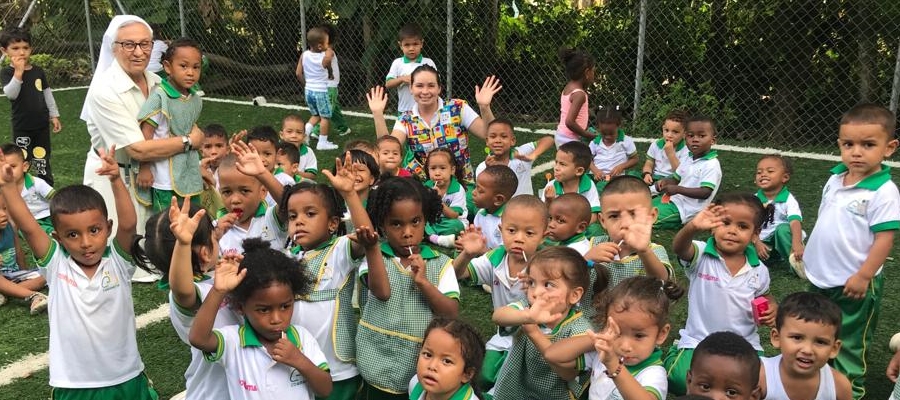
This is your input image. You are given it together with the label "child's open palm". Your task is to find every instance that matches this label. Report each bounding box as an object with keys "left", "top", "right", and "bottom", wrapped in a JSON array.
[
  {"left": 690, "top": 205, "right": 725, "bottom": 231},
  {"left": 322, "top": 152, "right": 356, "bottom": 194},
  {"left": 589, "top": 317, "right": 623, "bottom": 369},
  {"left": 475, "top": 75, "right": 503, "bottom": 106},
  {"left": 620, "top": 208, "right": 653, "bottom": 252},
  {"left": 527, "top": 296, "right": 563, "bottom": 325},
  {"left": 352, "top": 226, "right": 380, "bottom": 248},
  {"left": 213, "top": 256, "right": 246, "bottom": 292},
  {"left": 458, "top": 227, "right": 487, "bottom": 257},
  {"left": 169, "top": 196, "right": 205, "bottom": 245},
  {"left": 231, "top": 141, "right": 266, "bottom": 177},
  {"left": 367, "top": 86, "right": 388, "bottom": 114},
  {"left": 95, "top": 145, "right": 121, "bottom": 180}
]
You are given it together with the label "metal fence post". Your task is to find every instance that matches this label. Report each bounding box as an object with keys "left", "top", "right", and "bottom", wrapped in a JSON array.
[
  {"left": 84, "top": 0, "right": 95, "bottom": 70},
  {"left": 299, "top": 0, "right": 307, "bottom": 53},
  {"left": 891, "top": 39, "right": 900, "bottom": 114},
  {"left": 179, "top": 0, "right": 186, "bottom": 37},
  {"left": 446, "top": 0, "right": 453, "bottom": 100},
  {"left": 632, "top": 0, "right": 647, "bottom": 127}
]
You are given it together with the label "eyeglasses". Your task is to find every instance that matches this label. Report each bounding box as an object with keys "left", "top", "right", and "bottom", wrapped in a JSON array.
[{"left": 114, "top": 41, "right": 152, "bottom": 52}]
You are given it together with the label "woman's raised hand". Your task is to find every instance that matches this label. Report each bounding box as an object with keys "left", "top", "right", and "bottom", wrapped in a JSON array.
[{"left": 367, "top": 86, "right": 388, "bottom": 114}]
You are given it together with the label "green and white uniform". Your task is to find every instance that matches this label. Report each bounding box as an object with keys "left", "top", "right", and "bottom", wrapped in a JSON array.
[
  {"left": 645, "top": 139, "right": 689, "bottom": 179},
  {"left": 425, "top": 176, "right": 468, "bottom": 236},
  {"left": 297, "top": 144, "right": 318, "bottom": 177},
  {"left": 652, "top": 151, "right": 721, "bottom": 229},
  {"left": 589, "top": 130, "right": 637, "bottom": 176},
  {"left": 587, "top": 348, "right": 666, "bottom": 400},
  {"left": 474, "top": 205, "right": 505, "bottom": 250},
  {"left": 541, "top": 175, "right": 602, "bottom": 214},
  {"left": 756, "top": 187, "right": 804, "bottom": 261},
  {"left": 409, "top": 376, "right": 479, "bottom": 400},
  {"left": 215, "top": 202, "right": 286, "bottom": 255},
  {"left": 475, "top": 142, "right": 539, "bottom": 197}
]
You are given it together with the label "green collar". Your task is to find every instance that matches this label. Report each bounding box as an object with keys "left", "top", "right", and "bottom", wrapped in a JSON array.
[
  {"left": 380, "top": 242, "right": 440, "bottom": 259},
  {"left": 292, "top": 236, "right": 337, "bottom": 254},
  {"left": 703, "top": 237, "right": 760, "bottom": 267},
  {"left": 23, "top": 173, "right": 34, "bottom": 189},
  {"left": 425, "top": 176, "right": 463, "bottom": 194},
  {"left": 554, "top": 174, "right": 594, "bottom": 195},
  {"left": 655, "top": 138, "right": 686, "bottom": 151},
  {"left": 160, "top": 78, "right": 195, "bottom": 99},
  {"left": 592, "top": 128, "right": 626, "bottom": 145},
  {"left": 626, "top": 348, "right": 663, "bottom": 375},
  {"left": 411, "top": 381, "right": 475, "bottom": 400},
  {"left": 240, "top": 321, "right": 300, "bottom": 348},
  {"left": 217, "top": 202, "right": 267, "bottom": 219},
  {"left": 830, "top": 163, "right": 892, "bottom": 190},
  {"left": 297, "top": 144, "right": 309, "bottom": 156},
  {"left": 273, "top": 166, "right": 284, "bottom": 175},
  {"left": 478, "top": 203, "right": 506, "bottom": 217},
  {"left": 756, "top": 187, "right": 790, "bottom": 204},
  {"left": 545, "top": 307, "right": 581, "bottom": 335},
  {"left": 561, "top": 233, "right": 587, "bottom": 246},
  {"left": 487, "top": 246, "right": 508, "bottom": 267},
  {"left": 402, "top": 54, "right": 424, "bottom": 63}
]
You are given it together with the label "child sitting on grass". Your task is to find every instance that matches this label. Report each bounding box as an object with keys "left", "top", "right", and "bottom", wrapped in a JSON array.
[
  {"left": 472, "top": 165, "right": 518, "bottom": 250},
  {"left": 476, "top": 118, "right": 554, "bottom": 197},
  {"left": 753, "top": 154, "right": 805, "bottom": 265},
  {"left": 0, "top": 192, "right": 47, "bottom": 315},
  {"left": 642, "top": 109, "right": 690, "bottom": 190},
  {"left": 424, "top": 148, "right": 468, "bottom": 247},
  {"left": 0, "top": 143, "right": 53, "bottom": 235},
  {"left": 588, "top": 105, "right": 638, "bottom": 189}
]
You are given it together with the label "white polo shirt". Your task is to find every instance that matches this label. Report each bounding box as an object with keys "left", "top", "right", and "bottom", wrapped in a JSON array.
[
  {"left": 426, "top": 177, "right": 468, "bottom": 227},
  {"left": 297, "top": 145, "right": 318, "bottom": 176},
  {"left": 216, "top": 203, "right": 287, "bottom": 255},
  {"left": 475, "top": 142, "right": 538, "bottom": 196},
  {"left": 756, "top": 187, "right": 803, "bottom": 241},
  {"left": 208, "top": 324, "right": 328, "bottom": 400},
  {"left": 168, "top": 275, "right": 242, "bottom": 400},
  {"left": 669, "top": 151, "right": 722, "bottom": 223},
  {"left": 646, "top": 139, "right": 690, "bottom": 178},
  {"left": 677, "top": 238, "right": 770, "bottom": 350},
  {"left": 540, "top": 174, "right": 602, "bottom": 213},
  {"left": 39, "top": 239, "right": 144, "bottom": 388},
  {"left": 805, "top": 164, "right": 900, "bottom": 289},
  {"left": 589, "top": 131, "right": 637, "bottom": 174},
  {"left": 587, "top": 349, "right": 667, "bottom": 400},
  {"left": 385, "top": 55, "right": 437, "bottom": 113},
  {"left": 301, "top": 50, "right": 329, "bottom": 93},
  {"left": 467, "top": 246, "right": 528, "bottom": 351},
  {"left": 21, "top": 173, "right": 53, "bottom": 220},
  {"left": 559, "top": 234, "right": 591, "bottom": 256},
  {"left": 264, "top": 172, "right": 297, "bottom": 208},
  {"left": 473, "top": 205, "right": 504, "bottom": 250}
]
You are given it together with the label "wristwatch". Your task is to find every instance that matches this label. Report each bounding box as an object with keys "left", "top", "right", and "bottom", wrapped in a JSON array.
[{"left": 182, "top": 136, "right": 192, "bottom": 153}]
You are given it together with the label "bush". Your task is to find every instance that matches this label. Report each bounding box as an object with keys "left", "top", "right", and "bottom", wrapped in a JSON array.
[{"left": 1, "top": 54, "right": 92, "bottom": 86}]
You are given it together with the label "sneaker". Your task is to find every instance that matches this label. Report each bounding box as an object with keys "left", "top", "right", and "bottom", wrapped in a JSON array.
[
  {"left": 316, "top": 141, "right": 339, "bottom": 151},
  {"left": 338, "top": 127, "right": 352, "bottom": 136},
  {"left": 29, "top": 292, "right": 48, "bottom": 315},
  {"left": 0, "top": 293, "right": 6, "bottom": 307},
  {"left": 434, "top": 234, "right": 456, "bottom": 248}
]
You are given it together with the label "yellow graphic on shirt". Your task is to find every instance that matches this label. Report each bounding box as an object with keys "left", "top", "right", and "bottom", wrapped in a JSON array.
[
  {"left": 32, "top": 146, "right": 46, "bottom": 159},
  {"left": 34, "top": 79, "right": 42, "bottom": 91}
]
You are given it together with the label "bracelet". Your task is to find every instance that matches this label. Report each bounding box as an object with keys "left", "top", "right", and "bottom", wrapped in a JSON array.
[{"left": 604, "top": 356, "right": 625, "bottom": 378}]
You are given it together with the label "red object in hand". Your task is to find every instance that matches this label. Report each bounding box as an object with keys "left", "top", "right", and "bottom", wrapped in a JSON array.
[
  {"left": 752, "top": 297, "right": 769, "bottom": 325},
  {"left": 661, "top": 193, "right": 671, "bottom": 204}
]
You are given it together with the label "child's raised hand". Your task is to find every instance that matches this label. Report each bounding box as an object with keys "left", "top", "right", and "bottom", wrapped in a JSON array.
[
  {"left": 458, "top": 227, "right": 488, "bottom": 257},
  {"left": 229, "top": 129, "right": 247, "bottom": 146},
  {"left": 366, "top": 86, "right": 388, "bottom": 114},
  {"left": 527, "top": 296, "right": 563, "bottom": 325},
  {"left": 620, "top": 208, "right": 653, "bottom": 253},
  {"left": 475, "top": 75, "right": 503, "bottom": 106},
  {"left": 353, "top": 225, "right": 380, "bottom": 248},
  {"left": 690, "top": 205, "right": 724, "bottom": 231},
  {"left": 170, "top": 196, "right": 205, "bottom": 245},
  {"left": 272, "top": 334, "right": 305, "bottom": 366},
  {"left": 212, "top": 256, "right": 246, "bottom": 292},
  {"left": 321, "top": 152, "right": 356, "bottom": 194},
  {"left": 586, "top": 241, "right": 620, "bottom": 264},
  {"left": 589, "top": 317, "right": 623, "bottom": 368},
  {"left": 95, "top": 145, "right": 121, "bottom": 180},
  {"left": 231, "top": 141, "right": 266, "bottom": 177},
  {"left": 408, "top": 254, "right": 429, "bottom": 287}
]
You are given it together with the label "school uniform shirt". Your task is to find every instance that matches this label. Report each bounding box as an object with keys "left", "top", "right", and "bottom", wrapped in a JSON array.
[
  {"left": 756, "top": 187, "right": 803, "bottom": 241},
  {"left": 677, "top": 238, "right": 770, "bottom": 350},
  {"left": 297, "top": 144, "right": 318, "bottom": 177},
  {"left": 21, "top": 173, "right": 53, "bottom": 219},
  {"left": 207, "top": 324, "right": 329, "bottom": 400},
  {"left": 558, "top": 233, "right": 591, "bottom": 256},
  {"left": 216, "top": 203, "right": 286, "bottom": 255},
  {"left": 669, "top": 151, "right": 722, "bottom": 223},
  {"left": 805, "top": 164, "right": 900, "bottom": 289},
  {"left": 587, "top": 348, "right": 667, "bottom": 400},
  {"left": 168, "top": 274, "right": 242, "bottom": 400},
  {"left": 426, "top": 177, "right": 469, "bottom": 227},
  {"left": 467, "top": 246, "right": 528, "bottom": 352},
  {"left": 264, "top": 172, "right": 297, "bottom": 208},
  {"left": 473, "top": 205, "right": 504, "bottom": 250},
  {"left": 646, "top": 139, "right": 690, "bottom": 178},
  {"left": 301, "top": 50, "right": 329, "bottom": 93},
  {"left": 589, "top": 130, "right": 637, "bottom": 174},
  {"left": 540, "top": 175, "right": 602, "bottom": 213},
  {"left": 475, "top": 142, "right": 538, "bottom": 196},
  {"left": 761, "top": 354, "right": 837, "bottom": 400},
  {"left": 39, "top": 239, "right": 144, "bottom": 388},
  {"left": 409, "top": 376, "right": 479, "bottom": 400},
  {"left": 385, "top": 55, "right": 437, "bottom": 113}
]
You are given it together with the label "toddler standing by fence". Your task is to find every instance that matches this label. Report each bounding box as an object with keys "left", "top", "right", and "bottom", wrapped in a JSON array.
[{"left": 296, "top": 27, "right": 339, "bottom": 150}]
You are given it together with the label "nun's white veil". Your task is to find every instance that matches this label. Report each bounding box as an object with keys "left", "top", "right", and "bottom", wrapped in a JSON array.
[{"left": 79, "top": 15, "right": 152, "bottom": 121}]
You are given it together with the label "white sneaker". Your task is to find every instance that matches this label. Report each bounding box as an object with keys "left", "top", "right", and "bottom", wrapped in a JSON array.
[
  {"left": 338, "top": 127, "right": 352, "bottom": 136},
  {"left": 434, "top": 234, "right": 456, "bottom": 248},
  {"left": 29, "top": 292, "right": 48, "bottom": 315},
  {"left": 316, "top": 140, "right": 339, "bottom": 151},
  {"left": 0, "top": 293, "right": 6, "bottom": 307},
  {"left": 131, "top": 268, "right": 162, "bottom": 283}
]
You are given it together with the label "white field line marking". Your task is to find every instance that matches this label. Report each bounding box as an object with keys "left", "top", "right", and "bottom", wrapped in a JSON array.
[{"left": 0, "top": 303, "right": 170, "bottom": 386}]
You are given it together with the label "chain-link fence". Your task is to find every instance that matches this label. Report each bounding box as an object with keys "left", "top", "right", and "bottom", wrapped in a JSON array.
[{"left": 3, "top": 0, "right": 900, "bottom": 150}]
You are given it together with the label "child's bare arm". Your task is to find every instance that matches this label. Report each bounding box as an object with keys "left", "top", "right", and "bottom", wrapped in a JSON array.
[
  {"left": 384, "top": 76, "right": 408, "bottom": 89},
  {"left": 844, "top": 230, "right": 894, "bottom": 299},
  {"left": 410, "top": 255, "right": 459, "bottom": 317},
  {"left": 0, "top": 161, "right": 49, "bottom": 258},
  {"left": 140, "top": 121, "right": 155, "bottom": 141},
  {"left": 529, "top": 136, "right": 556, "bottom": 160},
  {"left": 97, "top": 147, "right": 137, "bottom": 252},
  {"left": 231, "top": 141, "right": 284, "bottom": 202},
  {"left": 323, "top": 48, "right": 335, "bottom": 80},
  {"left": 612, "top": 153, "right": 639, "bottom": 175},
  {"left": 543, "top": 334, "right": 593, "bottom": 369},
  {"left": 565, "top": 92, "right": 593, "bottom": 140},
  {"left": 362, "top": 245, "right": 390, "bottom": 301},
  {"left": 672, "top": 220, "right": 701, "bottom": 262},
  {"left": 789, "top": 219, "right": 804, "bottom": 258},
  {"left": 12, "top": 229, "right": 26, "bottom": 269},
  {"left": 523, "top": 324, "right": 579, "bottom": 381},
  {"left": 169, "top": 197, "right": 206, "bottom": 310},
  {"left": 295, "top": 54, "right": 305, "bottom": 83},
  {"left": 189, "top": 256, "right": 245, "bottom": 353},
  {"left": 664, "top": 184, "right": 713, "bottom": 200},
  {"left": 366, "top": 86, "right": 391, "bottom": 138}
]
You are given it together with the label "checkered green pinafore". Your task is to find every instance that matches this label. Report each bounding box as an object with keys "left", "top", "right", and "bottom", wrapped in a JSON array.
[
  {"left": 493, "top": 307, "right": 592, "bottom": 400},
  {"left": 356, "top": 249, "right": 452, "bottom": 393}
]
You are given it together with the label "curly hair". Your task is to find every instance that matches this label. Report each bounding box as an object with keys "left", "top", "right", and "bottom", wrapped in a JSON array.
[
  {"left": 366, "top": 177, "right": 443, "bottom": 235},
  {"left": 132, "top": 204, "right": 214, "bottom": 281},
  {"left": 230, "top": 238, "right": 312, "bottom": 305}
]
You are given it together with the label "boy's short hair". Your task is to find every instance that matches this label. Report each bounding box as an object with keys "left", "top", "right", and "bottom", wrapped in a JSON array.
[
  {"left": 50, "top": 185, "right": 108, "bottom": 225},
  {"left": 759, "top": 154, "right": 793, "bottom": 176},
  {"left": 840, "top": 103, "right": 896, "bottom": 138},
  {"left": 375, "top": 135, "right": 403, "bottom": 150},
  {"left": 282, "top": 113, "right": 305, "bottom": 125},
  {"left": 552, "top": 193, "right": 592, "bottom": 224},
  {"left": 398, "top": 23, "right": 423, "bottom": 41},
  {"left": 775, "top": 292, "right": 842, "bottom": 338},
  {"left": 505, "top": 194, "right": 550, "bottom": 222},
  {"left": 217, "top": 153, "right": 239, "bottom": 172},
  {"left": 307, "top": 27, "right": 328, "bottom": 48},
  {"left": 0, "top": 143, "right": 23, "bottom": 161},
  {"left": 0, "top": 27, "right": 30, "bottom": 47},
  {"left": 558, "top": 141, "right": 592, "bottom": 170},
  {"left": 247, "top": 126, "right": 279, "bottom": 144},
  {"left": 203, "top": 123, "right": 228, "bottom": 140},
  {"left": 664, "top": 109, "right": 690, "bottom": 126},
  {"left": 488, "top": 117, "right": 515, "bottom": 132},
  {"left": 601, "top": 175, "right": 651, "bottom": 200},
  {"left": 686, "top": 114, "right": 718, "bottom": 136},
  {"left": 162, "top": 37, "right": 201, "bottom": 63},
  {"left": 276, "top": 142, "right": 300, "bottom": 164},
  {"left": 691, "top": 331, "right": 760, "bottom": 386},
  {"left": 481, "top": 165, "right": 518, "bottom": 200},
  {"left": 344, "top": 139, "right": 377, "bottom": 154}
]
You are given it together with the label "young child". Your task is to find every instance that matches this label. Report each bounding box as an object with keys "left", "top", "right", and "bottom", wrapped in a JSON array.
[
  {"left": 652, "top": 115, "right": 722, "bottom": 230},
  {"left": 545, "top": 276, "right": 683, "bottom": 400},
  {"left": 385, "top": 23, "right": 437, "bottom": 114},
  {"left": 376, "top": 135, "right": 412, "bottom": 178},
  {"left": 357, "top": 177, "right": 459, "bottom": 398},
  {"left": 685, "top": 331, "right": 762, "bottom": 400},
  {"left": 296, "top": 26, "right": 338, "bottom": 150},
  {"left": 475, "top": 118, "right": 554, "bottom": 197},
  {"left": 555, "top": 48, "right": 595, "bottom": 147},
  {"left": 0, "top": 147, "right": 155, "bottom": 397},
  {"left": 136, "top": 37, "right": 204, "bottom": 212},
  {"left": 454, "top": 195, "right": 548, "bottom": 389},
  {"left": 425, "top": 148, "right": 468, "bottom": 247},
  {"left": 584, "top": 176, "right": 673, "bottom": 320},
  {"left": 0, "top": 27, "right": 61, "bottom": 186},
  {"left": 545, "top": 193, "right": 592, "bottom": 253},
  {"left": 642, "top": 109, "right": 690, "bottom": 188},
  {"left": 589, "top": 105, "right": 638, "bottom": 188},
  {"left": 213, "top": 153, "right": 286, "bottom": 255},
  {"left": 244, "top": 126, "right": 295, "bottom": 207},
  {"left": 310, "top": 24, "right": 352, "bottom": 138},
  {"left": 0, "top": 193, "right": 47, "bottom": 315},
  {"left": 760, "top": 292, "right": 852, "bottom": 400},
  {"left": 275, "top": 142, "right": 302, "bottom": 182},
  {"left": 411, "top": 317, "right": 485, "bottom": 400},
  {"left": 345, "top": 139, "right": 379, "bottom": 162},
  {"left": 803, "top": 103, "right": 900, "bottom": 399},
  {"left": 198, "top": 123, "right": 228, "bottom": 216},
  {"left": 666, "top": 193, "right": 775, "bottom": 396},
  {"left": 279, "top": 113, "right": 318, "bottom": 180},
  {"left": 0, "top": 143, "right": 53, "bottom": 234},
  {"left": 189, "top": 238, "right": 333, "bottom": 399},
  {"left": 472, "top": 165, "right": 518, "bottom": 250},
  {"left": 753, "top": 155, "right": 805, "bottom": 264},
  {"left": 491, "top": 246, "right": 596, "bottom": 400},
  {"left": 541, "top": 141, "right": 601, "bottom": 227}
]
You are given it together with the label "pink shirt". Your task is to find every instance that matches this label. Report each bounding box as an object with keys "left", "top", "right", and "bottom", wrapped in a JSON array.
[{"left": 557, "top": 88, "right": 589, "bottom": 140}]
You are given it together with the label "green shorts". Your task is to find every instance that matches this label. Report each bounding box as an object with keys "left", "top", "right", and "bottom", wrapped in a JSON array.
[
  {"left": 480, "top": 349, "right": 507, "bottom": 389},
  {"left": 51, "top": 372, "right": 157, "bottom": 400},
  {"left": 652, "top": 197, "right": 682, "bottom": 230}
]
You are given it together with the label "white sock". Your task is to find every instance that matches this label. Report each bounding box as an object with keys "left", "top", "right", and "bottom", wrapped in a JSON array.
[{"left": 305, "top": 123, "right": 314, "bottom": 134}]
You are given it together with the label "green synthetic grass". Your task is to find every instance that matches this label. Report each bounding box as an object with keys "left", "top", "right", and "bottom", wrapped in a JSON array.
[{"left": 0, "top": 89, "right": 898, "bottom": 399}]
